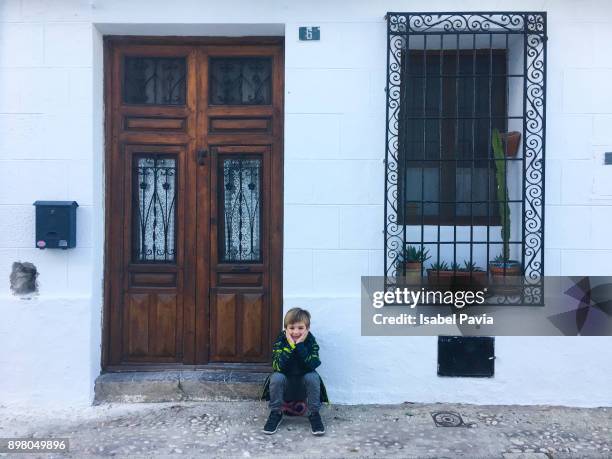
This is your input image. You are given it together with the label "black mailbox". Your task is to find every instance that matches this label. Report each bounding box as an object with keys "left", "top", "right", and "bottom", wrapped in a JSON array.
[{"left": 33, "top": 201, "right": 78, "bottom": 249}]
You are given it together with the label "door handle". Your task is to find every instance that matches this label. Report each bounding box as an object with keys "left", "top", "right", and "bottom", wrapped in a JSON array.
[{"left": 197, "top": 149, "right": 208, "bottom": 165}]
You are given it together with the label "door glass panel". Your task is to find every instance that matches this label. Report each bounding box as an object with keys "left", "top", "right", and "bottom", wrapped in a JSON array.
[
  {"left": 132, "top": 155, "right": 177, "bottom": 262},
  {"left": 124, "top": 57, "right": 186, "bottom": 105},
  {"left": 220, "top": 157, "right": 262, "bottom": 262},
  {"left": 209, "top": 57, "right": 272, "bottom": 105}
]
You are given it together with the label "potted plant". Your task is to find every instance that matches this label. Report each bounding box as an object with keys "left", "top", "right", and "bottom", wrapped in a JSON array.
[
  {"left": 427, "top": 260, "right": 486, "bottom": 290},
  {"left": 489, "top": 254, "right": 521, "bottom": 277},
  {"left": 426, "top": 260, "right": 450, "bottom": 276},
  {"left": 396, "top": 245, "right": 430, "bottom": 282},
  {"left": 459, "top": 261, "right": 487, "bottom": 291},
  {"left": 490, "top": 129, "right": 522, "bottom": 282},
  {"left": 500, "top": 131, "right": 521, "bottom": 157}
]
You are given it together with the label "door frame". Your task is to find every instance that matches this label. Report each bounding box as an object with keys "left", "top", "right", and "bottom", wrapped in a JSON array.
[{"left": 101, "top": 35, "right": 284, "bottom": 372}]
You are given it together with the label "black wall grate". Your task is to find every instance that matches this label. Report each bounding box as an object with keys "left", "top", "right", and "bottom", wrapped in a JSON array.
[{"left": 438, "top": 335, "right": 495, "bottom": 377}]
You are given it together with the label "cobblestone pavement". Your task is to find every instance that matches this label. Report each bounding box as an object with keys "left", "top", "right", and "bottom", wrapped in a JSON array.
[{"left": 0, "top": 401, "right": 610, "bottom": 458}]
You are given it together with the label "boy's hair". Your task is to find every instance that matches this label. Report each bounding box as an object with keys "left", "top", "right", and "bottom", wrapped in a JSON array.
[{"left": 283, "top": 307, "right": 311, "bottom": 328}]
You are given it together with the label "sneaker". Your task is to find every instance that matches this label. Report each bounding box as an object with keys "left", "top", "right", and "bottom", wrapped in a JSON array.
[
  {"left": 308, "top": 412, "right": 325, "bottom": 435},
  {"left": 263, "top": 410, "right": 283, "bottom": 434}
]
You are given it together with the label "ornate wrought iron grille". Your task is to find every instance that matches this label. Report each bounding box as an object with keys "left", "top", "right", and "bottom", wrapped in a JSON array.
[
  {"left": 384, "top": 12, "right": 546, "bottom": 304},
  {"left": 132, "top": 155, "right": 177, "bottom": 262},
  {"left": 209, "top": 58, "right": 272, "bottom": 105},
  {"left": 123, "top": 57, "right": 186, "bottom": 105},
  {"left": 220, "top": 157, "right": 262, "bottom": 262}
]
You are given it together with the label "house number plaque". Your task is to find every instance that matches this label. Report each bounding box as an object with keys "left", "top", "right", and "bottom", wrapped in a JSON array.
[{"left": 299, "top": 27, "right": 320, "bottom": 41}]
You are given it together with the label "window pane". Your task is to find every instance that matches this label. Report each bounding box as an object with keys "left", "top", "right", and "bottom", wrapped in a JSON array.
[
  {"left": 405, "top": 167, "right": 439, "bottom": 217},
  {"left": 220, "top": 157, "right": 262, "bottom": 262},
  {"left": 132, "top": 156, "right": 177, "bottom": 262},
  {"left": 210, "top": 58, "right": 272, "bottom": 105},
  {"left": 456, "top": 166, "right": 498, "bottom": 217},
  {"left": 124, "top": 57, "right": 186, "bottom": 105},
  {"left": 402, "top": 50, "right": 507, "bottom": 223}
]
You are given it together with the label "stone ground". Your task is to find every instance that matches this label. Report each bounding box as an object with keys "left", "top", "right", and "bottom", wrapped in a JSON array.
[{"left": 0, "top": 401, "right": 610, "bottom": 458}]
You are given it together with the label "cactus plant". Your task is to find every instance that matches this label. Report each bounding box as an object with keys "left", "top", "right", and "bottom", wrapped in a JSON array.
[{"left": 492, "top": 128, "right": 511, "bottom": 261}]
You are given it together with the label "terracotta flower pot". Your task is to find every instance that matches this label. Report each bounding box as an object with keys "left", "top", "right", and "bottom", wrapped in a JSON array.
[
  {"left": 488, "top": 260, "right": 522, "bottom": 293},
  {"left": 404, "top": 262, "right": 422, "bottom": 271},
  {"left": 488, "top": 260, "right": 521, "bottom": 276},
  {"left": 426, "top": 270, "right": 487, "bottom": 291},
  {"left": 396, "top": 262, "right": 423, "bottom": 284},
  {"left": 501, "top": 131, "right": 521, "bottom": 157}
]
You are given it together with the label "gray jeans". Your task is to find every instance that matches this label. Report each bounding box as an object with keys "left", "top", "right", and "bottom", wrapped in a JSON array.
[{"left": 268, "top": 371, "right": 321, "bottom": 414}]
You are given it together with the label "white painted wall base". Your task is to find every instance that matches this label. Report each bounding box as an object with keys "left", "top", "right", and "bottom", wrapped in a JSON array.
[{"left": 0, "top": 296, "right": 96, "bottom": 409}]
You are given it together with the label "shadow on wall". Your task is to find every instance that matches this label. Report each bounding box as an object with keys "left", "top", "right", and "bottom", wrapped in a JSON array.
[{"left": 10, "top": 262, "right": 39, "bottom": 296}]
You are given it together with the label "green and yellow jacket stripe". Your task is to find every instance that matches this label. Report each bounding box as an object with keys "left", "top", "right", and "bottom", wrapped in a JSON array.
[{"left": 260, "top": 330, "right": 329, "bottom": 403}]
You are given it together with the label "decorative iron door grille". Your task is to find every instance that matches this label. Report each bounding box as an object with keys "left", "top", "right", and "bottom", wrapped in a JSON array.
[{"left": 384, "top": 12, "right": 546, "bottom": 304}]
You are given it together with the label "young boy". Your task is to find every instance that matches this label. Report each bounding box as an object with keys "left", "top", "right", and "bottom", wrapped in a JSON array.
[{"left": 261, "top": 307, "right": 328, "bottom": 435}]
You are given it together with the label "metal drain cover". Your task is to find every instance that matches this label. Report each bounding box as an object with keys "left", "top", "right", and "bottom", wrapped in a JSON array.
[{"left": 431, "top": 411, "right": 471, "bottom": 427}]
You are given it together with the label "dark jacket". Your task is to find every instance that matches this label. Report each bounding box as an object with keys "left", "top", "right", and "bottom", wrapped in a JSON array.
[{"left": 260, "top": 330, "right": 329, "bottom": 403}]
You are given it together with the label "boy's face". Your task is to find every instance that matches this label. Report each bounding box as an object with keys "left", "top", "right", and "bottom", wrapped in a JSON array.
[{"left": 286, "top": 321, "right": 308, "bottom": 342}]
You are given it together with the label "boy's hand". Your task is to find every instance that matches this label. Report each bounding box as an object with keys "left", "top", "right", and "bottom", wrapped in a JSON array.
[
  {"left": 295, "top": 329, "right": 309, "bottom": 344},
  {"left": 285, "top": 329, "right": 295, "bottom": 346}
]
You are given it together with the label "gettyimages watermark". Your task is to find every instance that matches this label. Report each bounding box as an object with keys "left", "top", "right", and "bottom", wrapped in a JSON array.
[
  {"left": 372, "top": 287, "right": 488, "bottom": 309},
  {"left": 361, "top": 276, "right": 612, "bottom": 336}
]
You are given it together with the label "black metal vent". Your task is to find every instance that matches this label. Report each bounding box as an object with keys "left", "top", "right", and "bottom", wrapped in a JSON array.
[
  {"left": 438, "top": 336, "right": 494, "bottom": 377},
  {"left": 384, "top": 12, "right": 546, "bottom": 304}
]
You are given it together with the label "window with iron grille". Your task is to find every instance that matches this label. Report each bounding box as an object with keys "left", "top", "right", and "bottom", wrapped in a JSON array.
[{"left": 384, "top": 12, "right": 546, "bottom": 303}]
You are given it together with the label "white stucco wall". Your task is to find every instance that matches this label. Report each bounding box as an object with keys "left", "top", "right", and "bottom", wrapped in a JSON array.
[{"left": 0, "top": 0, "right": 611, "bottom": 409}]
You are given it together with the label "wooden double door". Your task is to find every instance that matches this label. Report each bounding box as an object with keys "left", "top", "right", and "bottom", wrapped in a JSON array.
[{"left": 103, "top": 38, "right": 283, "bottom": 370}]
